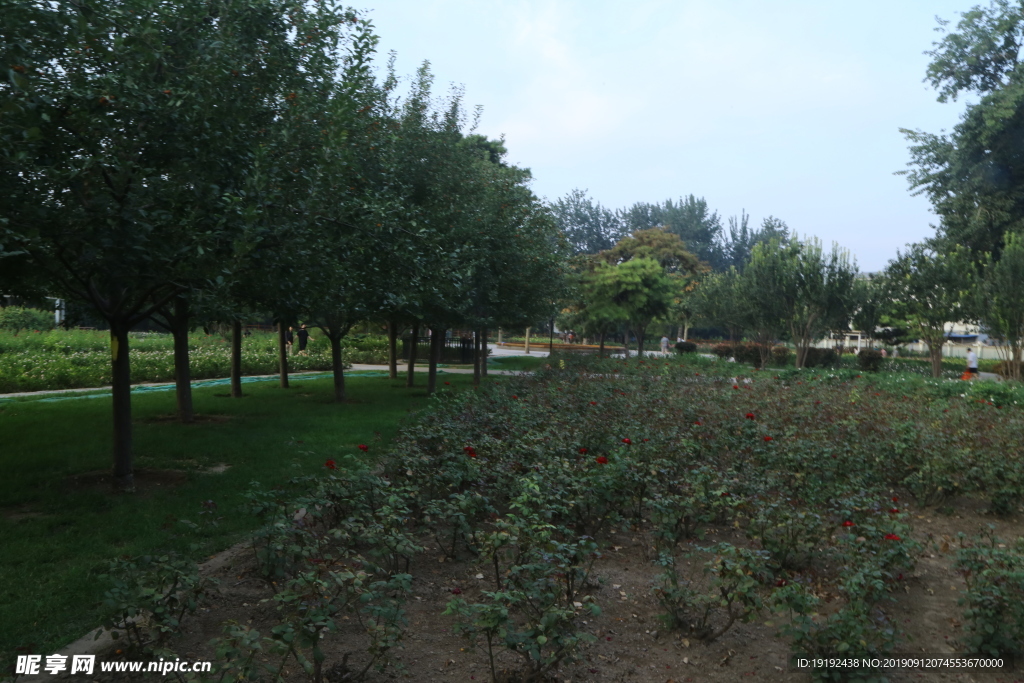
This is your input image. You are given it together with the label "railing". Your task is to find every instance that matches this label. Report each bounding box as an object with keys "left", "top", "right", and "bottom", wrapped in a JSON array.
[{"left": 400, "top": 337, "right": 475, "bottom": 365}]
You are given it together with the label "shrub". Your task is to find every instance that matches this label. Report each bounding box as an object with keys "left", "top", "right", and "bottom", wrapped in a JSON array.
[
  {"left": 957, "top": 532, "right": 1024, "bottom": 657},
  {"left": 771, "top": 346, "right": 791, "bottom": 366},
  {"left": 803, "top": 348, "right": 838, "bottom": 368},
  {"left": 0, "top": 306, "right": 54, "bottom": 334},
  {"left": 711, "top": 343, "right": 733, "bottom": 359},
  {"left": 674, "top": 341, "right": 698, "bottom": 354},
  {"left": 857, "top": 349, "right": 884, "bottom": 372}
]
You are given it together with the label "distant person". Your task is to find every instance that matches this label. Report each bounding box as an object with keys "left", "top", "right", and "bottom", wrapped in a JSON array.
[
  {"left": 966, "top": 347, "right": 979, "bottom": 378},
  {"left": 286, "top": 326, "right": 295, "bottom": 355},
  {"left": 880, "top": 348, "right": 887, "bottom": 358},
  {"left": 660, "top": 335, "right": 670, "bottom": 354},
  {"left": 892, "top": 348, "right": 899, "bottom": 358},
  {"left": 297, "top": 324, "right": 312, "bottom": 356}
]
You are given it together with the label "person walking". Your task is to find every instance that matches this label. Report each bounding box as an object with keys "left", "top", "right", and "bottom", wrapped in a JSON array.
[
  {"left": 296, "top": 324, "right": 312, "bottom": 356},
  {"left": 966, "top": 347, "right": 979, "bottom": 379},
  {"left": 660, "top": 335, "right": 670, "bottom": 354},
  {"left": 286, "top": 326, "right": 295, "bottom": 355}
]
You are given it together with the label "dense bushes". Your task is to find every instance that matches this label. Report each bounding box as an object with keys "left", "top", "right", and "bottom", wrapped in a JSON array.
[
  {"left": 0, "top": 307, "right": 54, "bottom": 333},
  {"left": 0, "top": 330, "right": 390, "bottom": 393},
  {"left": 674, "top": 340, "right": 698, "bottom": 353},
  {"left": 857, "top": 348, "right": 884, "bottom": 372}
]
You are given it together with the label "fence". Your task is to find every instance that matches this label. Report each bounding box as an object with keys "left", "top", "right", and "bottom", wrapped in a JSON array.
[{"left": 400, "top": 337, "right": 475, "bottom": 365}]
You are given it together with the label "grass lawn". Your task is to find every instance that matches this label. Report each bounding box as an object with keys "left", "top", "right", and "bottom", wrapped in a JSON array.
[
  {"left": 489, "top": 355, "right": 545, "bottom": 372},
  {"left": 0, "top": 371, "right": 483, "bottom": 662}
]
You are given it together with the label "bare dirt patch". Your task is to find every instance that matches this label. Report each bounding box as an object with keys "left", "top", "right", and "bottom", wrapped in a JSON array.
[{"left": 65, "top": 468, "right": 189, "bottom": 496}]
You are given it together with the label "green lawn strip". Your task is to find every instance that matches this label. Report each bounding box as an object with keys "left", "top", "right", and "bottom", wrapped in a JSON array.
[
  {"left": 488, "top": 355, "right": 545, "bottom": 372},
  {"left": 0, "top": 372, "right": 486, "bottom": 661}
]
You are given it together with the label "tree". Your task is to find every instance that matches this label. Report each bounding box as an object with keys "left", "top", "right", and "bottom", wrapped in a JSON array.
[
  {"left": 601, "top": 228, "right": 703, "bottom": 274},
  {"left": 691, "top": 268, "right": 747, "bottom": 341},
  {"left": 902, "top": 1, "right": 1024, "bottom": 257},
  {"left": 0, "top": 0, "right": 369, "bottom": 489},
  {"left": 851, "top": 275, "right": 887, "bottom": 346},
  {"left": 550, "top": 189, "right": 624, "bottom": 255},
  {"left": 738, "top": 240, "right": 796, "bottom": 367},
  {"left": 589, "top": 258, "right": 676, "bottom": 355},
  {"left": 884, "top": 242, "right": 974, "bottom": 377},
  {"left": 975, "top": 232, "right": 1024, "bottom": 380},
  {"left": 755, "top": 237, "right": 858, "bottom": 369},
  {"left": 617, "top": 196, "right": 723, "bottom": 268}
]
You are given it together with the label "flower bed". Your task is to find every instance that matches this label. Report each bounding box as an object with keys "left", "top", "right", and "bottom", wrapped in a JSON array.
[{"left": 98, "top": 354, "right": 1024, "bottom": 681}]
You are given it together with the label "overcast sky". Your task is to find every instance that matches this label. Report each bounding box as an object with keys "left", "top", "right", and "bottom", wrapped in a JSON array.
[{"left": 367, "top": 0, "right": 976, "bottom": 272}]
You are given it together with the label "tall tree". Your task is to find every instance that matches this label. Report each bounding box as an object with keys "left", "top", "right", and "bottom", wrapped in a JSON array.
[
  {"left": 0, "top": 0, "right": 368, "bottom": 489},
  {"left": 550, "top": 188, "right": 624, "bottom": 255},
  {"left": 884, "top": 242, "right": 973, "bottom": 377},
  {"left": 975, "top": 231, "right": 1024, "bottom": 380},
  {"left": 902, "top": 1, "right": 1024, "bottom": 257}
]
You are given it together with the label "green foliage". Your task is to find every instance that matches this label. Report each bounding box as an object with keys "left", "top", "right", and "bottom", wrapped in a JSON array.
[
  {"left": 101, "top": 554, "right": 213, "bottom": 652},
  {"left": 0, "top": 306, "right": 53, "bottom": 333},
  {"left": 857, "top": 349, "right": 884, "bottom": 372},
  {"left": 957, "top": 529, "right": 1024, "bottom": 656},
  {"left": 674, "top": 340, "right": 698, "bottom": 353}
]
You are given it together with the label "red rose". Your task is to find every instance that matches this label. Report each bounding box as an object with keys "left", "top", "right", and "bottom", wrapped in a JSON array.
[
  {"left": 694, "top": 420, "right": 702, "bottom": 426},
  {"left": 842, "top": 520, "right": 855, "bottom": 527},
  {"left": 763, "top": 436, "right": 773, "bottom": 442},
  {"left": 325, "top": 459, "right": 337, "bottom": 470},
  {"left": 884, "top": 533, "right": 901, "bottom": 541},
  {"left": 891, "top": 496, "right": 899, "bottom": 503},
  {"left": 579, "top": 447, "right": 588, "bottom": 454},
  {"left": 889, "top": 508, "right": 899, "bottom": 514},
  {"left": 358, "top": 444, "right": 368, "bottom": 452},
  {"left": 450, "top": 587, "right": 462, "bottom": 595},
  {"left": 745, "top": 412, "right": 755, "bottom": 419},
  {"left": 512, "top": 395, "right": 518, "bottom": 399},
  {"left": 621, "top": 438, "right": 632, "bottom": 445},
  {"left": 596, "top": 456, "right": 609, "bottom": 465},
  {"left": 733, "top": 385, "right": 739, "bottom": 390},
  {"left": 589, "top": 401, "right": 597, "bottom": 405},
  {"left": 642, "top": 438, "right": 649, "bottom": 442},
  {"left": 444, "top": 381, "right": 450, "bottom": 385}
]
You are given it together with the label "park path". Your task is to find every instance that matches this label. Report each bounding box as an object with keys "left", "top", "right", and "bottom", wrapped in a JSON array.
[{"left": 0, "top": 361, "right": 538, "bottom": 400}]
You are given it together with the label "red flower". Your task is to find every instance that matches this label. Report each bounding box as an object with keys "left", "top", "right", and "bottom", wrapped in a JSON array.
[
  {"left": 694, "top": 420, "right": 702, "bottom": 426},
  {"left": 596, "top": 456, "right": 609, "bottom": 465},
  {"left": 511, "top": 395, "right": 518, "bottom": 399},
  {"left": 763, "top": 436, "right": 773, "bottom": 442},
  {"left": 589, "top": 401, "right": 597, "bottom": 405},
  {"left": 450, "top": 587, "right": 462, "bottom": 595},
  {"left": 776, "top": 578, "right": 788, "bottom": 587},
  {"left": 694, "top": 372, "right": 700, "bottom": 376},
  {"left": 621, "top": 438, "right": 632, "bottom": 445},
  {"left": 884, "top": 533, "right": 901, "bottom": 541},
  {"left": 444, "top": 381, "right": 450, "bottom": 385},
  {"left": 325, "top": 459, "right": 337, "bottom": 470},
  {"left": 733, "top": 385, "right": 739, "bottom": 390},
  {"left": 358, "top": 444, "right": 368, "bottom": 452},
  {"left": 889, "top": 508, "right": 899, "bottom": 514},
  {"left": 842, "top": 520, "right": 855, "bottom": 527},
  {"left": 579, "top": 447, "right": 588, "bottom": 454},
  {"left": 468, "top": 451, "right": 477, "bottom": 458},
  {"left": 891, "top": 496, "right": 899, "bottom": 503},
  {"left": 642, "top": 438, "right": 650, "bottom": 442},
  {"left": 745, "top": 412, "right": 755, "bottom": 419}
]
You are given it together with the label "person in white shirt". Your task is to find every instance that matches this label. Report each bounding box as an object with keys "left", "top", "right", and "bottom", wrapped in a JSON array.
[
  {"left": 660, "top": 336, "right": 670, "bottom": 354},
  {"left": 966, "top": 347, "right": 979, "bottom": 377}
]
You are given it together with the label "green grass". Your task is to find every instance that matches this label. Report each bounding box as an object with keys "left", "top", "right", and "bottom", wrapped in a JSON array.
[
  {"left": 489, "top": 355, "right": 545, "bottom": 372},
  {"left": 0, "top": 371, "right": 483, "bottom": 662}
]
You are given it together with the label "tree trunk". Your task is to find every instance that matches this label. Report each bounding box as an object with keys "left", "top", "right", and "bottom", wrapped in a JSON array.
[
  {"left": 330, "top": 333, "right": 346, "bottom": 401},
  {"left": 406, "top": 321, "right": 419, "bottom": 387},
  {"left": 170, "top": 298, "right": 194, "bottom": 423},
  {"left": 623, "top": 329, "right": 631, "bottom": 357},
  {"left": 676, "top": 324, "right": 683, "bottom": 340},
  {"left": 683, "top": 321, "right": 690, "bottom": 342},
  {"left": 497, "top": 328, "right": 502, "bottom": 344},
  {"left": 473, "top": 329, "right": 481, "bottom": 385},
  {"left": 231, "top": 320, "right": 243, "bottom": 398},
  {"left": 110, "top": 323, "right": 134, "bottom": 492},
  {"left": 928, "top": 343, "right": 943, "bottom": 378},
  {"left": 636, "top": 326, "right": 646, "bottom": 356},
  {"left": 481, "top": 329, "right": 488, "bottom": 377},
  {"left": 599, "top": 331, "right": 606, "bottom": 359},
  {"left": 278, "top": 322, "right": 289, "bottom": 388},
  {"left": 427, "top": 327, "right": 443, "bottom": 394},
  {"left": 387, "top": 320, "right": 399, "bottom": 380},
  {"left": 524, "top": 327, "right": 531, "bottom": 354}
]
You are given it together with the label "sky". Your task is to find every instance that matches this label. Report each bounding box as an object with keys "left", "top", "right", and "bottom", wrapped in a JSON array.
[{"left": 366, "top": 0, "right": 977, "bottom": 272}]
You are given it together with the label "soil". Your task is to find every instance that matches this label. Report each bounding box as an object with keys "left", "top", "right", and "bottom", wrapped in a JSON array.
[
  {"left": 64, "top": 468, "right": 189, "bottom": 496},
  {"left": 74, "top": 494, "right": 1024, "bottom": 683}
]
